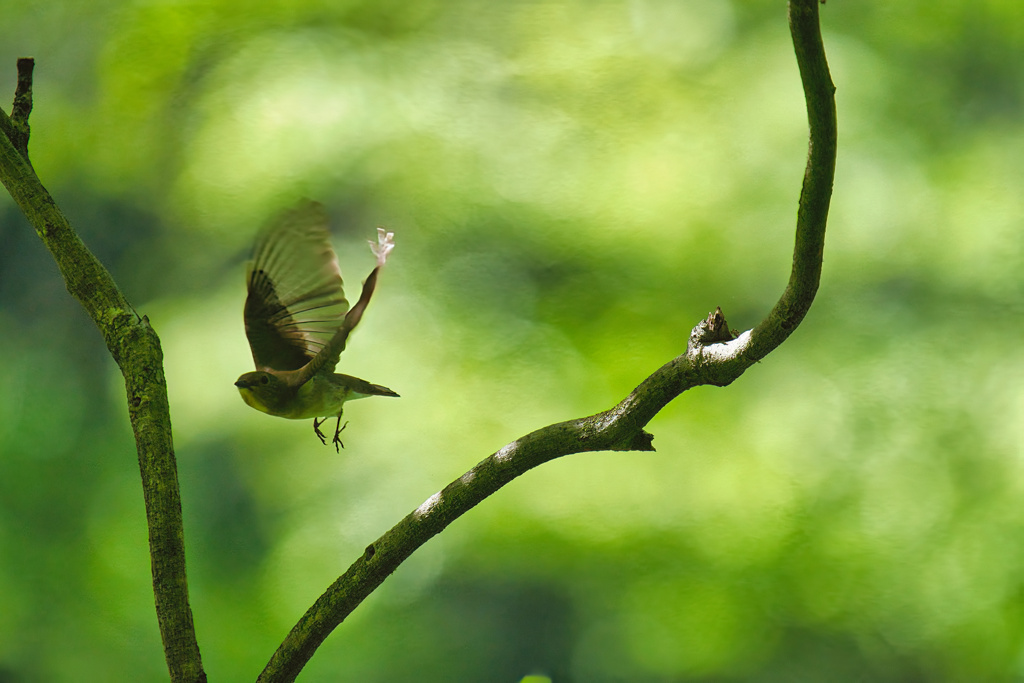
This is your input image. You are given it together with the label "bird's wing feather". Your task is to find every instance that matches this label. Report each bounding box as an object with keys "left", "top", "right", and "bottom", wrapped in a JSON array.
[
  {"left": 294, "top": 228, "right": 395, "bottom": 384},
  {"left": 244, "top": 201, "right": 349, "bottom": 371}
]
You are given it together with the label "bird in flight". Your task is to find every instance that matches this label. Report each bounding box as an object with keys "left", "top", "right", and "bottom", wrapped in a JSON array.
[{"left": 234, "top": 200, "right": 397, "bottom": 450}]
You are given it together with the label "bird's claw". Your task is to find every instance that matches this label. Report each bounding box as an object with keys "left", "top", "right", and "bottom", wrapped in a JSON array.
[
  {"left": 332, "top": 420, "right": 349, "bottom": 452},
  {"left": 313, "top": 416, "right": 348, "bottom": 451},
  {"left": 313, "top": 417, "right": 327, "bottom": 445}
]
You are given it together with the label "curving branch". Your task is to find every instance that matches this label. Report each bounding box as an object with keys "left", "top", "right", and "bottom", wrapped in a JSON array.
[
  {"left": 0, "top": 60, "right": 206, "bottom": 683},
  {"left": 258, "top": 0, "right": 837, "bottom": 680}
]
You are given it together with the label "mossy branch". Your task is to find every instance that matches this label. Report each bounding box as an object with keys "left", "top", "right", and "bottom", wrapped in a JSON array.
[
  {"left": 257, "top": 0, "right": 837, "bottom": 680},
  {"left": 0, "top": 59, "right": 206, "bottom": 683}
]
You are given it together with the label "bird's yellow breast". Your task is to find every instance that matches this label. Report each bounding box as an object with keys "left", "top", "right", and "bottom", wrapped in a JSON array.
[{"left": 237, "top": 387, "right": 272, "bottom": 414}]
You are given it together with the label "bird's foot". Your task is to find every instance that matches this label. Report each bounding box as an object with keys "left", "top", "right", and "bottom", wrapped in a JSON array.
[
  {"left": 332, "top": 418, "right": 349, "bottom": 452},
  {"left": 313, "top": 417, "right": 328, "bottom": 446}
]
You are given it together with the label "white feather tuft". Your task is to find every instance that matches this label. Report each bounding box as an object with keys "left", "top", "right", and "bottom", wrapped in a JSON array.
[{"left": 369, "top": 227, "right": 396, "bottom": 267}]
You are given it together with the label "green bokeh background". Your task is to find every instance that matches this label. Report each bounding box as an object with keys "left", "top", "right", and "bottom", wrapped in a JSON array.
[{"left": 1, "top": 1, "right": 1022, "bottom": 681}]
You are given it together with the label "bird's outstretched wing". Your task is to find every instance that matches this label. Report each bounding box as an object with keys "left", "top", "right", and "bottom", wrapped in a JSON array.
[{"left": 244, "top": 201, "right": 349, "bottom": 371}]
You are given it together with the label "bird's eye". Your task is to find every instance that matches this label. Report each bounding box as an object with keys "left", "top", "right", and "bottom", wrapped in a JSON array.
[{"left": 260, "top": 375, "right": 269, "bottom": 385}]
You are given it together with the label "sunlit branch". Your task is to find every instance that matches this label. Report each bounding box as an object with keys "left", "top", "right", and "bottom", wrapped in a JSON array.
[{"left": 258, "top": 0, "right": 837, "bottom": 681}]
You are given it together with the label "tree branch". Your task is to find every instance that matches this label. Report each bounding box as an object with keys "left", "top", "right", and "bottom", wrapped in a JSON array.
[
  {"left": 743, "top": 0, "right": 837, "bottom": 363},
  {"left": 0, "top": 59, "right": 206, "bottom": 683},
  {"left": 258, "top": 0, "right": 837, "bottom": 680}
]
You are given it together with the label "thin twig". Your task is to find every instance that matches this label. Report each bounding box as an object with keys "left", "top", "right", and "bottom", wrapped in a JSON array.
[{"left": 8, "top": 57, "right": 33, "bottom": 158}]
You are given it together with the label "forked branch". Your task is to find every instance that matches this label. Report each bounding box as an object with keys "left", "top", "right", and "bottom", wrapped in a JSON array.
[{"left": 258, "top": 0, "right": 837, "bottom": 680}]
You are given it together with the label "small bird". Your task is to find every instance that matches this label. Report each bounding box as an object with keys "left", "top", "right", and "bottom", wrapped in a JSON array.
[{"left": 234, "top": 200, "right": 397, "bottom": 450}]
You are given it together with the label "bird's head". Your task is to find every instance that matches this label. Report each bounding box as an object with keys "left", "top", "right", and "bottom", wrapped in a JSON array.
[{"left": 235, "top": 371, "right": 291, "bottom": 414}]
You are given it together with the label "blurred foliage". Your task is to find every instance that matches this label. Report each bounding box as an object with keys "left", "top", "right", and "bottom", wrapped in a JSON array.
[{"left": 1, "top": 0, "right": 1023, "bottom": 681}]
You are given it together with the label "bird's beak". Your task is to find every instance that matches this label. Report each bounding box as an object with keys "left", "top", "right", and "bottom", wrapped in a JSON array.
[{"left": 234, "top": 379, "right": 247, "bottom": 388}]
